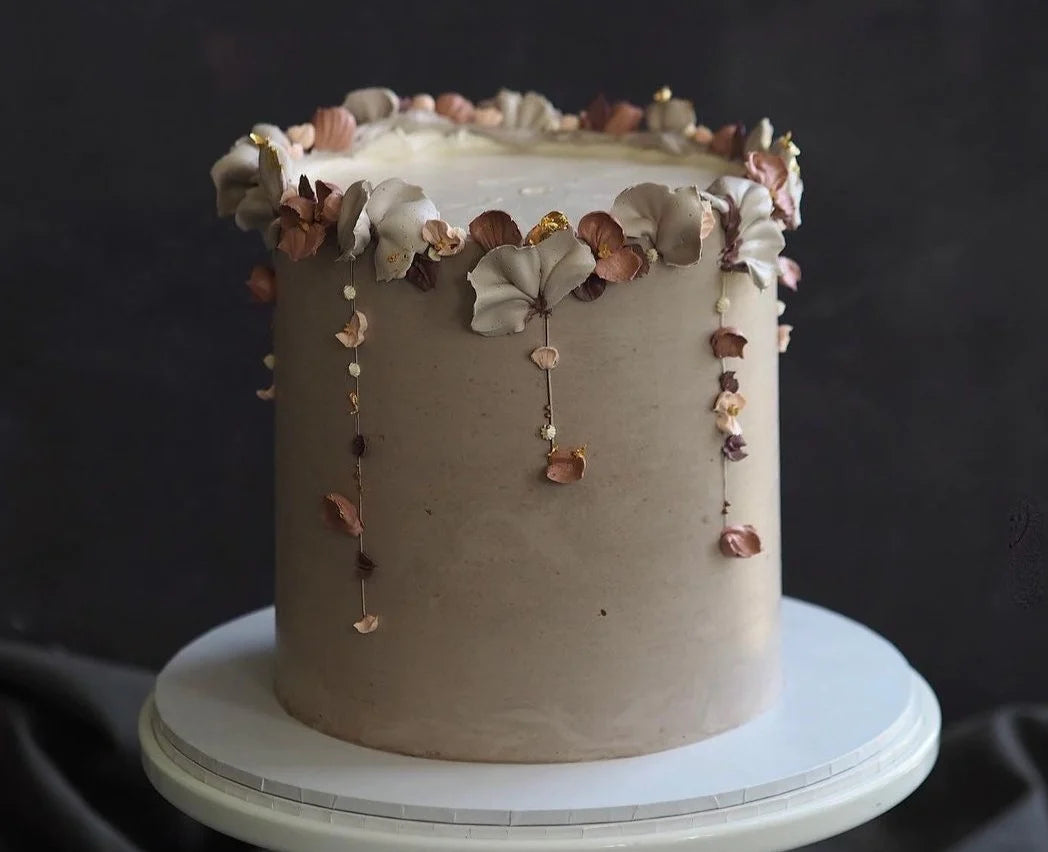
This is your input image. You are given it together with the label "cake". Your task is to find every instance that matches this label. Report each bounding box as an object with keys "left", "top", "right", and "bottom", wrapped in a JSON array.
[{"left": 211, "top": 86, "right": 803, "bottom": 763}]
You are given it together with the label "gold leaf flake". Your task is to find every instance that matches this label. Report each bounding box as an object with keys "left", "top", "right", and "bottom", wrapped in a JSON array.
[{"left": 525, "top": 211, "right": 571, "bottom": 246}]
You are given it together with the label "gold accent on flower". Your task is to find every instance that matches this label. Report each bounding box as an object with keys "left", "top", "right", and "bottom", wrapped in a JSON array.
[
  {"left": 653, "top": 86, "right": 672, "bottom": 103},
  {"left": 525, "top": 211, "right": 571, "bottom": 245},
  {"left": 248, "top": 132, "right": 272, "bottom": 149}
]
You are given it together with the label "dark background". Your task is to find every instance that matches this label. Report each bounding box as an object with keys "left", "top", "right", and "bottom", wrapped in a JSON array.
[{"left": 2, "top": 0, "right": 1047, "bottom": 838}]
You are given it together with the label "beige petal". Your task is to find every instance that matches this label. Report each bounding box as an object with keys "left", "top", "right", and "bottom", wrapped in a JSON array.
[
  {"left": 255, "top": 384, "right": 275, "bottom": 401},
  {"left": 335, "top": 311, "right": 368, "bottom": 348},
  {"left": 714, "top": 411, "right": 742, "bottom": 435},
  {"left": 286, "top": 122, "right": 316, "bottom": 150},
  {"left": 353, "top": 614, "right": 380, "bottom": 634},
  {"left": 700, "top": 199, "right": 717, "bottom": 239},
  {"left": 546, "top": 447, "right": 587, "bottom": 483},
  {"left": 530, "top": 346, "right": 560, "bottom": 370},
  {"left": 778, "top": 324, "right": 793, "bottom": 353},
  {"left": 322, "top": 493, "right": 363, "bottom": 536},
  {"left": 342, "top": 87, "right": 399, "bottom": 123}
]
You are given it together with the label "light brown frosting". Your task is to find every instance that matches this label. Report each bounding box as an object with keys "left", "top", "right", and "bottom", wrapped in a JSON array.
[{"left": 272, "top": 216, "right": 782, "bottom": 760}]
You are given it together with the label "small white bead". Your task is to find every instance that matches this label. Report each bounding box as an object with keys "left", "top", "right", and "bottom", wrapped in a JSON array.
[
  {"left": 777, "top": 299, "right": 786, "bottom": 316},
  {"left": 262, "top": 353, "right": 275, "bottom": 370},
  {"left": 715, "top": 296, "right": 731, "bottom": 314},
  {"left": 645, "top": 248, "right": 659, "bottom": 264},
  {"left": 540, "top": 424, "right": 557, "bottom": 440},
  {"left": 348, "top": 362, "right": 361, "bottom": 378},
  {"left": 343, "top": 285, "right": 356, "bottom": 300}
]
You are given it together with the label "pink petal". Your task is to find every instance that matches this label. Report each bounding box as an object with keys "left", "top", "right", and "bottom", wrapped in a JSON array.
[
  {"left": 335, "top": 311, "right": 368, "bottom": 348},
  {"left": 595, "top": 245, "right": 643, "bottom": 283},
  {"left": 546, "top": 447, "right": 587, "bottom": 483},
  {"left": 311, "top": 106, "right": 356, "bottom": 152},
  {"left": 435, "top": 92, "right": 475, "bottom": 124},
  {"left": 777, "top": 256, "right": 801, "bottom": 291},
  {"left": 718, "top": 525, "right": 762, "bottom": 557},
  {"left": 577, "top": 210, "right": 626, "bottom": 255},
  {"left": 604, "top": 102, "right": 644, "bottom": 134},
  {"left": 246, "top": 265, "right": 276, "bottom": 303}
]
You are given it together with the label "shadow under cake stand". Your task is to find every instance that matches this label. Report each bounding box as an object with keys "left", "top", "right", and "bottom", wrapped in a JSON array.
[{"left": 140, "top": 598, "right": 939, "bottom": 852}]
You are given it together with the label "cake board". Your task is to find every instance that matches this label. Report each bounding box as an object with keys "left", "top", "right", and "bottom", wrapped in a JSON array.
[{"left": 140, "top": 598, "right": 940, "bottom": 852}]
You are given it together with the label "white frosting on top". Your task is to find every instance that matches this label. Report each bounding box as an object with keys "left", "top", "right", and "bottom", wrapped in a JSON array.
[{"left": 296, "top": 129, "right": 742, "bottom": 226}]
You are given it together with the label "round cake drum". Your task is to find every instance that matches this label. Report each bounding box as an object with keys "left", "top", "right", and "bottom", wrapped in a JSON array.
[{"left": 142, "top": 598, "right": 939, "bottom": 851}]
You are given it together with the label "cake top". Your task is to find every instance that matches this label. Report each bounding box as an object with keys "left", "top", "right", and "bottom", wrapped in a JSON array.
[{"left": 211, "top": 86, "right": 803, "bottom": 300}]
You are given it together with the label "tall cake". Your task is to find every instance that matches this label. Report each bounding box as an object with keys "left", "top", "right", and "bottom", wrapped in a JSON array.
[{"left": 211, "top": 86, "right": 803, "bottom": 763}]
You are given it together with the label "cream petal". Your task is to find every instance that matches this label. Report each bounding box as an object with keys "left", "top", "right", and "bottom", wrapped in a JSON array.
[
  {"left": 234, "top": 185, "right": 276, "bottom": 232},
  {"left": 353, "top": 613, "right": 380, "bottom": 634},
  {"left": 342, "top": 87, "right": 399, "bottom": 123},
  {"left": 745, "top": 118, "right": 774, "bottom": 153},
  {"left": 611, "top": 182, "right": 706, "bottom": 266},
  {"left": 646, "top": 97, "right": 696, "bottom": 133},
  {"left": 530, "top": 345, "right": 560, "bottom": 370},
  {"left": 704, "top": 176, "right": 785, "bottom": 290},
  {"left": 365, "top": 179, "right": 439, "bottom": 281},
  {"left": 336, "top": 180, "right": 372, "bottom": 260}
]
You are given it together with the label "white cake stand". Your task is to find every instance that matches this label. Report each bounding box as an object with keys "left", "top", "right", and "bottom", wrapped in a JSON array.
[{"left": 140, "top": 598, "right": 939, "bottom": 852}]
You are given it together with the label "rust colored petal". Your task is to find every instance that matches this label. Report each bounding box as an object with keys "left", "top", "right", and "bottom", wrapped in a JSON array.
[
  {"left": 719, "top": 370, "right": 740, "bottom": 392},
  {"left": 710, "top": 327, "right": 748, "bottom": 358},
  {"left": 297, "top": 174, "right": 316, "bottom": 201},
  {"left": 353, "top": 614, "right": 379, "bottom": 634},
  {"left": 604, "top": 102, "right": 644, "bottom": 134},
  {"left": 710, "top": 123, "right": 746, "bottom": 159},
  {"left": 778, "top": 256, "right": 801, "bottom": 291},
  {"left": 279, "top": 195, "right": 315, "bottom": 227},
  {"left": 246, "top": 265, "right": 276, "bottom": 303},
  {"left": 278, "top": 222, "right": 326, "bottom": 261},
  {"left": 335, "top": 311, "right": 368, "bottom": 348},
  {"left": 719, "top": 524, "right": 762, "bottom": 558},
  {"left": 595, "top": 245, "right": 643, "bottom": 283},
  {"left": 311, "top": 106, "right": 356, "bottom": 152},
  {"left": 323, "top": 493, "right": 363, "bottom": 536},
  {"left": 572, "top": 273, "right": 607, "bottom": 301},
  {"left": 546, "top": 446, "right": 587, "bottom": 483},
  {"left": 628, "top": 244, "right": 651, "bottom": 278},
  {"left": 722, "top": 434, "right": 748, "bottom": 462},
  {"left": 351, "top": 434, "right": 367, "bottom": 457},
  {"left": 469, "top": 210, "right": 523, "bottom": 251},
  {"left": 435, "top": 92, "right": 475, "bottom": 124},
  {"left": 745, "top": 151, "right": 788, "bottom": 193},
  {"left": 315, "top": 180, "right": 344, "bottom": 226},
  {"left": 405, "top": 254, "right": 439, "bottom": 291},
  {"left": 577, "top": 210, "right": 626, "bottom": 255},
  {"left": 580, "top": 94, "right": 611, "bottom": 131}
]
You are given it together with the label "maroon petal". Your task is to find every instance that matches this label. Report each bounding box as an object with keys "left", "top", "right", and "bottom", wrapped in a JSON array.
[
  {"left": 581, "top": 94, "right": 611, "bottom": 131},
  {"left": 718, "top": 370, "right": 740, "bottom": 392},
  {"left": 577, "top": 210, "right": 626, "bottom": 254},
  {"left": 572, "top": 273, "right": 607, "bottom": 302},
  {"left": 710, "top": 123, "right": 746, "bottom": 160},
  {"left": 405, "top": 254, "right": 439, "bottom": 291},
  {"left": 722, "top": 434, "right": 748, "bottom": 462},
  {"left": 469, "top": 210, "right": 523, "bottom": 251}
]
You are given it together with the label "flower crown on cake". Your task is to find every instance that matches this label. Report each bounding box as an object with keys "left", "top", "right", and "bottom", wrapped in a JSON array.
[{"left": 214, "top": 86, "right": 804, "bottom": 634}]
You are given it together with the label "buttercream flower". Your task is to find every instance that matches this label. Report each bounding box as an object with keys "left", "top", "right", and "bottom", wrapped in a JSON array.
[
  {"left": 469, "top": 210, "right": 523, "bottom": 251},
  {"left": 342, "top": 87, "right": 399, "bottom": 123},
  {"left": 422, "top": 219, "right": 467, "bottom": 259},
  {"left": 473, "top": 106, "right": 503, "bottom": 127},
  {"left": 703, "top": 176, "right": 785, "bottom": 290},
  {"left": 364, "top": 178, "right": 440, "bottom": 280},
  {"left": 719, "top": 525, "right": 762, "bottom": 558},
  {"left": 468, "top": 229, "right": 595, "bottom": 335},
  {"left": 713, "top": 391, "right": 746, "bottom": 435},
  {"left": 645, "top": 93, "right": 696, "bottom": 133},
  {"left": 492, "top": 89, "right": 559, "bottom": 130},
  {"left": 744, "top": 122, "right": 804, "bottom": 229},
  {"left": 571, "top": 211, "right": 645, "bottom": 301},
  {"left": 580, "top": 94, "right": 644, "bottom": 134},
  {"left": 611, "top": 183, "right": 710, "bottom": 267},
  {"left": 435, "top": 92, "right": 475, "bottom": 124},
  {"left": 286, "top": 123, "right": 316, "bottom": 150},
  {"left": 778, "top": 324, "right": 793, "bottom": 353},
  {"left": 311, "top": 106, "right": 356, "bottom": 152},
  {"left": 745, "top": 151, "right": 799, "bottom": 230}
]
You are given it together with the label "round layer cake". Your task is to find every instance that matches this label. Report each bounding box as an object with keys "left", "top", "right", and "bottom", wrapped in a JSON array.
[{"left": 211, "top": 87, "right": 803, "bottom": 762}]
